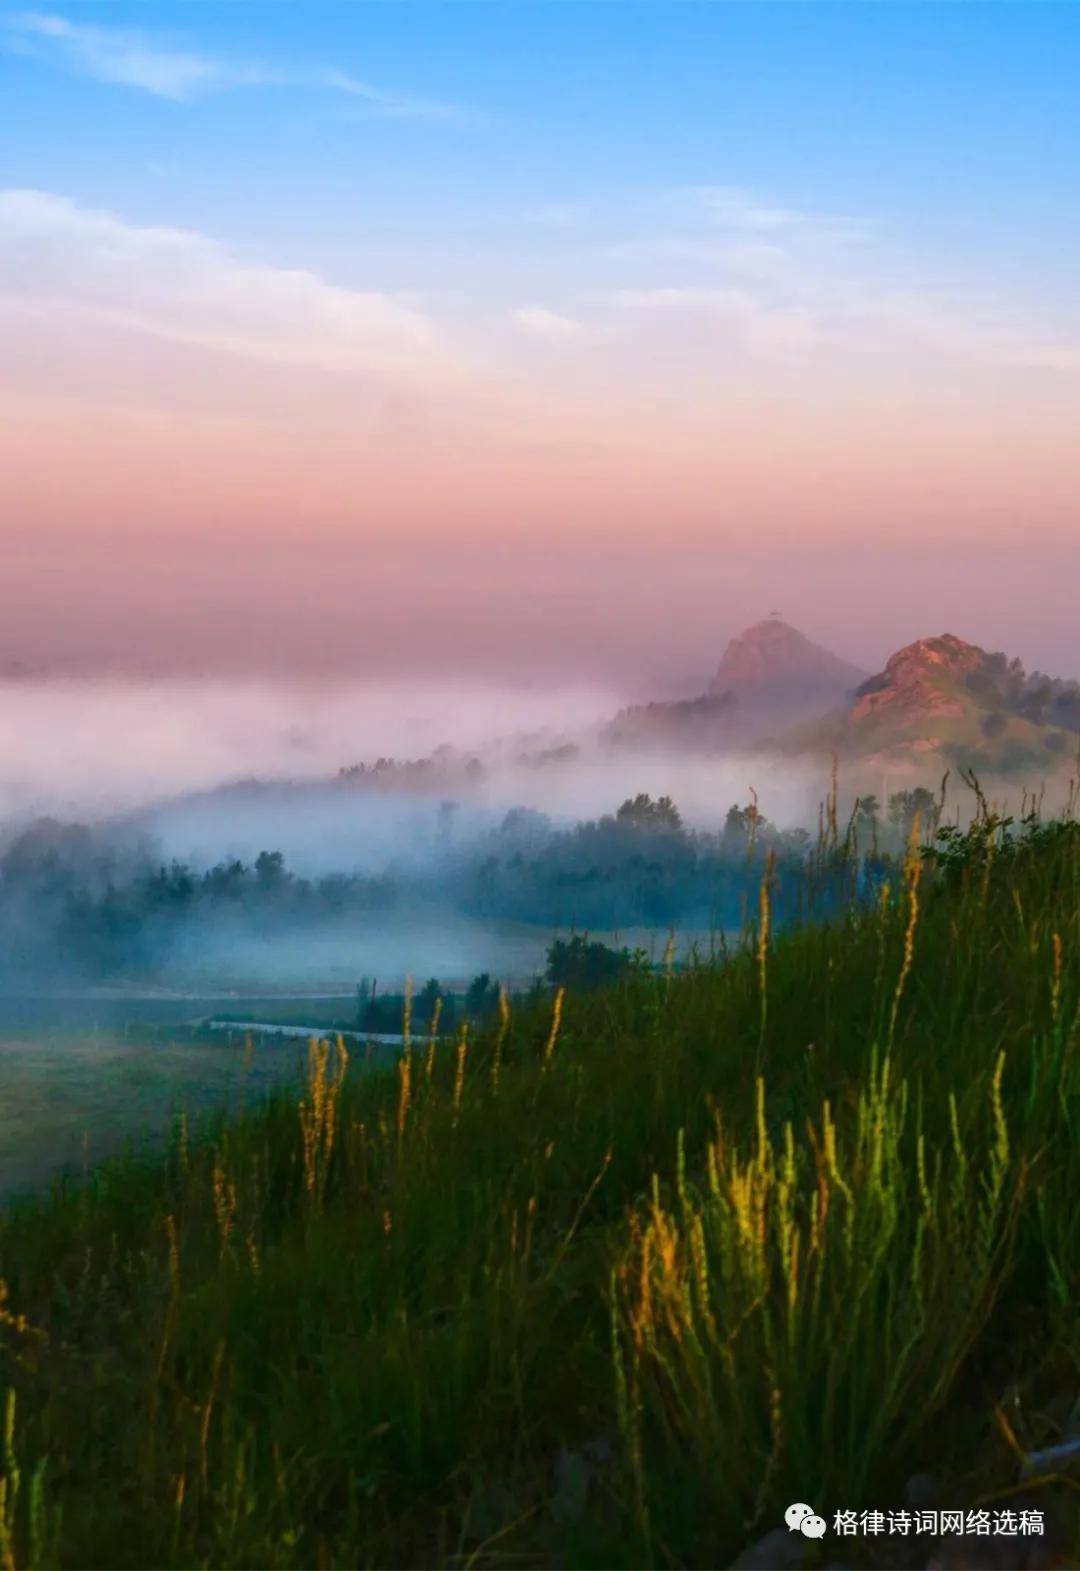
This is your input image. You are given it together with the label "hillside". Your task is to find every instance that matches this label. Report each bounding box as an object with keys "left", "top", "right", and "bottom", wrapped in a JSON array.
[
  {"left": 1, "top": 815, "right": 1078, "bottom": 1569},
  {"left": 791, "top": 632, "right": 1080, "bottom": 774},
  {"left": 600, "top": 690, "right": 740, "bottom": 753}
]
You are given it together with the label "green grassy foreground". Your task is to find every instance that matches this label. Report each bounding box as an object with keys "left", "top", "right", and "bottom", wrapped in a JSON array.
[{"left": 0, "top": 812, "right": 1078, "bottom": 1569}]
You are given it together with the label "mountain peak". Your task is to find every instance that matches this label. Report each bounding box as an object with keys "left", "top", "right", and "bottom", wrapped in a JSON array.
[
  {"left": 709, "top": 618, "right": 866, "bottom": 701},
  {"left": 852, "top": 633, "right": 987, "bottom": 723},
  {"left": 885, "top": 632, "right": 984, "bottom": 677}
]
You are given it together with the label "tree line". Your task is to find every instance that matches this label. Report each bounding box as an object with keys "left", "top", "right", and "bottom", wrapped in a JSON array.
[{"left": 0, "top": 790, "right": 935, "bottom": 985}]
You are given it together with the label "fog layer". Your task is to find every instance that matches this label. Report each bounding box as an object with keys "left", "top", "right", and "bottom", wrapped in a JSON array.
[
  {"left": 0, "top": 674, "right": 849, "bottom": 991},
  {"left": 2, "top": 674, "right": 1062, "bottom": 995},
  {"left": 0, "top": 676, "right": 621, "bottom": 821}
]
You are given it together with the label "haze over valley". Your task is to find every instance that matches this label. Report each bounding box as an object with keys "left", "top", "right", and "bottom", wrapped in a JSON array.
[{"left": 2, "top": 615, "right": 1077, "bottom": 996}]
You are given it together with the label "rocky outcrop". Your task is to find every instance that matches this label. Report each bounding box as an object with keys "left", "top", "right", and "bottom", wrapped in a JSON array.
[{"left": 851, "top": 635, "right": 988, "bottom": 726}]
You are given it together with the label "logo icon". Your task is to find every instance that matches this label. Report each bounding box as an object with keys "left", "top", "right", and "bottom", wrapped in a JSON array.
[{"left": 785, "top": 1503, "right": 827, "bottom": 1539}]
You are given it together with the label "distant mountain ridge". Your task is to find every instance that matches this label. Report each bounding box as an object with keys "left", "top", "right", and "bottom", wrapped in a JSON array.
[
  {"left": 312, "top": 619, "right": 1078, "bottom": 785},
  {"left": 89, "top": 622, "right": 1079, "bottom": 827},
  {"left": 602, "top": 620, "right": 1079, "bottom": 778}
]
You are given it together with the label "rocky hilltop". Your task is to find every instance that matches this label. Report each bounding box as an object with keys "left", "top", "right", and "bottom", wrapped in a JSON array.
[
  {"left": 797, "top": 632, "right": 1080, "bottom": 773},
  {"left": 850, "top": 634, "right": 988, "bottom": 726},
  {"left": 709, "top": 616, "right": 867, "bottom": 710}
]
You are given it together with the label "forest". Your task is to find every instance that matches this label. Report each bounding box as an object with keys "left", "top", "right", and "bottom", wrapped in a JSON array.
[{"left": 0, "top": 788, "right": 939, "bottom": 985}]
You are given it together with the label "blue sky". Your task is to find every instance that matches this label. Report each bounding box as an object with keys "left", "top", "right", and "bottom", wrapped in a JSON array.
[
  {"left": 6, "top": 2, "right": 1080, "bottom": 306},
  {"left": 3, "top": 3, "right": 1080, "bottom": 681}
]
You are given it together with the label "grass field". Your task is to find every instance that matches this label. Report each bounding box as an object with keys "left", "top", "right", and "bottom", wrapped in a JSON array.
[
  {"left": 0, "top": 801, "right": 1077, "bottom": 1568},
  {"left": 0, "top": 1032, "right": 407, "bottom": 1204}
]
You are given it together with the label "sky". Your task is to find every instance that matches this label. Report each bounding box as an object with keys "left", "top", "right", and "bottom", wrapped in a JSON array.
[{"left": 2, "top": 2, "right": 1079, "bottom": 690}]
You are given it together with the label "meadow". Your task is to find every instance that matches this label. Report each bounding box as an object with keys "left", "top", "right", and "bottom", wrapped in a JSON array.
[{"left": 0, "top": 792, "right": 1077, "bottom": 1569}]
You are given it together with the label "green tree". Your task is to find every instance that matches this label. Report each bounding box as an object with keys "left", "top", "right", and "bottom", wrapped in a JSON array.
[
  {"left": 546, "top": 935, "right": 633, "bottom": 991},
  {"left": 887, "top": 787, "right": 937, "bottom": 836},
  {"left": 615, "top": 794, "right": 684, "bottom": 835},
  {"left": 464, "top": 973, "right": 500, "bottom": 1019}
]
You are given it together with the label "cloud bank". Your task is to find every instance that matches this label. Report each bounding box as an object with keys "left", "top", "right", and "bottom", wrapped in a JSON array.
[{"left": 0, "top": 189, "right": 455, "bottom": 383}]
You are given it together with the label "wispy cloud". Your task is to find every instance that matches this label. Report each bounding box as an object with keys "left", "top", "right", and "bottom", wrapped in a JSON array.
[
  {"left": 3, "top": 11, "right": 257, "bottom": 98},
  {"left": 0, "top": 188, "right": 464, "bottom": 386},
  {"left": 2, "top": 11, "right": 477, "bottom": 119},
  {"left": 683, "top": 185, "right": 871, "bottom": 247},
  {"left": 688, "top": 185, "right": 806, "bottom": 235},
  {"left": 609, "top": 286, "right": 824, "bottom": 362},
  {"left": 610, "top": 286, "right": 752, "bottom": 311},
  {"left": 597, "top": 185, "right": 1079, "bottom": 376},
  {"left": 513, "top": 185, "right": 1080, "bottom": 378},
  {"left": 521, "top": 203, "right": 588, "bottom": 230},
  {"left": 844, "top": 290, "right": 1080, "bottom": 375},
  {"left": 323, "top": 69, "right": 479, "bottom": 124},
  {"left": 511, "top": 305, "right": 586, "bottom": 343}
]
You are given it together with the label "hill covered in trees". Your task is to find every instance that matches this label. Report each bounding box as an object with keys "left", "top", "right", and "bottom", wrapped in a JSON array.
[{"left": 785, "top": 632, "right": 1080, "bottom": 775}]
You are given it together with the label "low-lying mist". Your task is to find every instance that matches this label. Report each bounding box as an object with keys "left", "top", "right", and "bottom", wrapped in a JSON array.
[
  {"left": 137, "top": 753, "right": 830, "bottom": 878},
  {"left": 0, "top": 676, "right": 797, "bottom": 991},
  {"left": 1, "top": 673, "right": 1066, "bottom": 998},
  {"left": 0, "top": 675, "right": 625, "bottom": 819}
]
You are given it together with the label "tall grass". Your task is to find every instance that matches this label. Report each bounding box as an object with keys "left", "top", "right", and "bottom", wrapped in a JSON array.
[{"left": 0, "top": 804, "right": 1077, "bottom": 1568}]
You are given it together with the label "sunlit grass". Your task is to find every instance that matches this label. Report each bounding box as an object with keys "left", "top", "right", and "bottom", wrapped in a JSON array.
[{"left": 0, "top": 801, "right": 1078, "bottom": 1567}]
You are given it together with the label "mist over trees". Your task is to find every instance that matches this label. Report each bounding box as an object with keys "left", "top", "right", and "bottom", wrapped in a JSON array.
[{"left": 0, "top": 790, "right": 935, "bottom": 988}]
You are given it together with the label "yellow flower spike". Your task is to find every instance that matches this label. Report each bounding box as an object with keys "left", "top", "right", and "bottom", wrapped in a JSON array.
[
  {"left": 396, "top": 1050, "right": 412, "bottom": 1144},
  {"left": 452, "top": 1023, "right": 469, "bottom": 1124},
  {"left": 1051, "top": 932, "right": 1063, "bottom": 1027},
  {"left": 402, "top": 975, "right": 413, "bottom": 1054},
  {"left": 492, "top": 984, "right": 510, "bottom": 1092},
  {"left": 543, "top": 987, "right": 565, "bottom": 1070},
  {"left": 426, "top": 996, "right": 441, "bottom": 1083}
]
